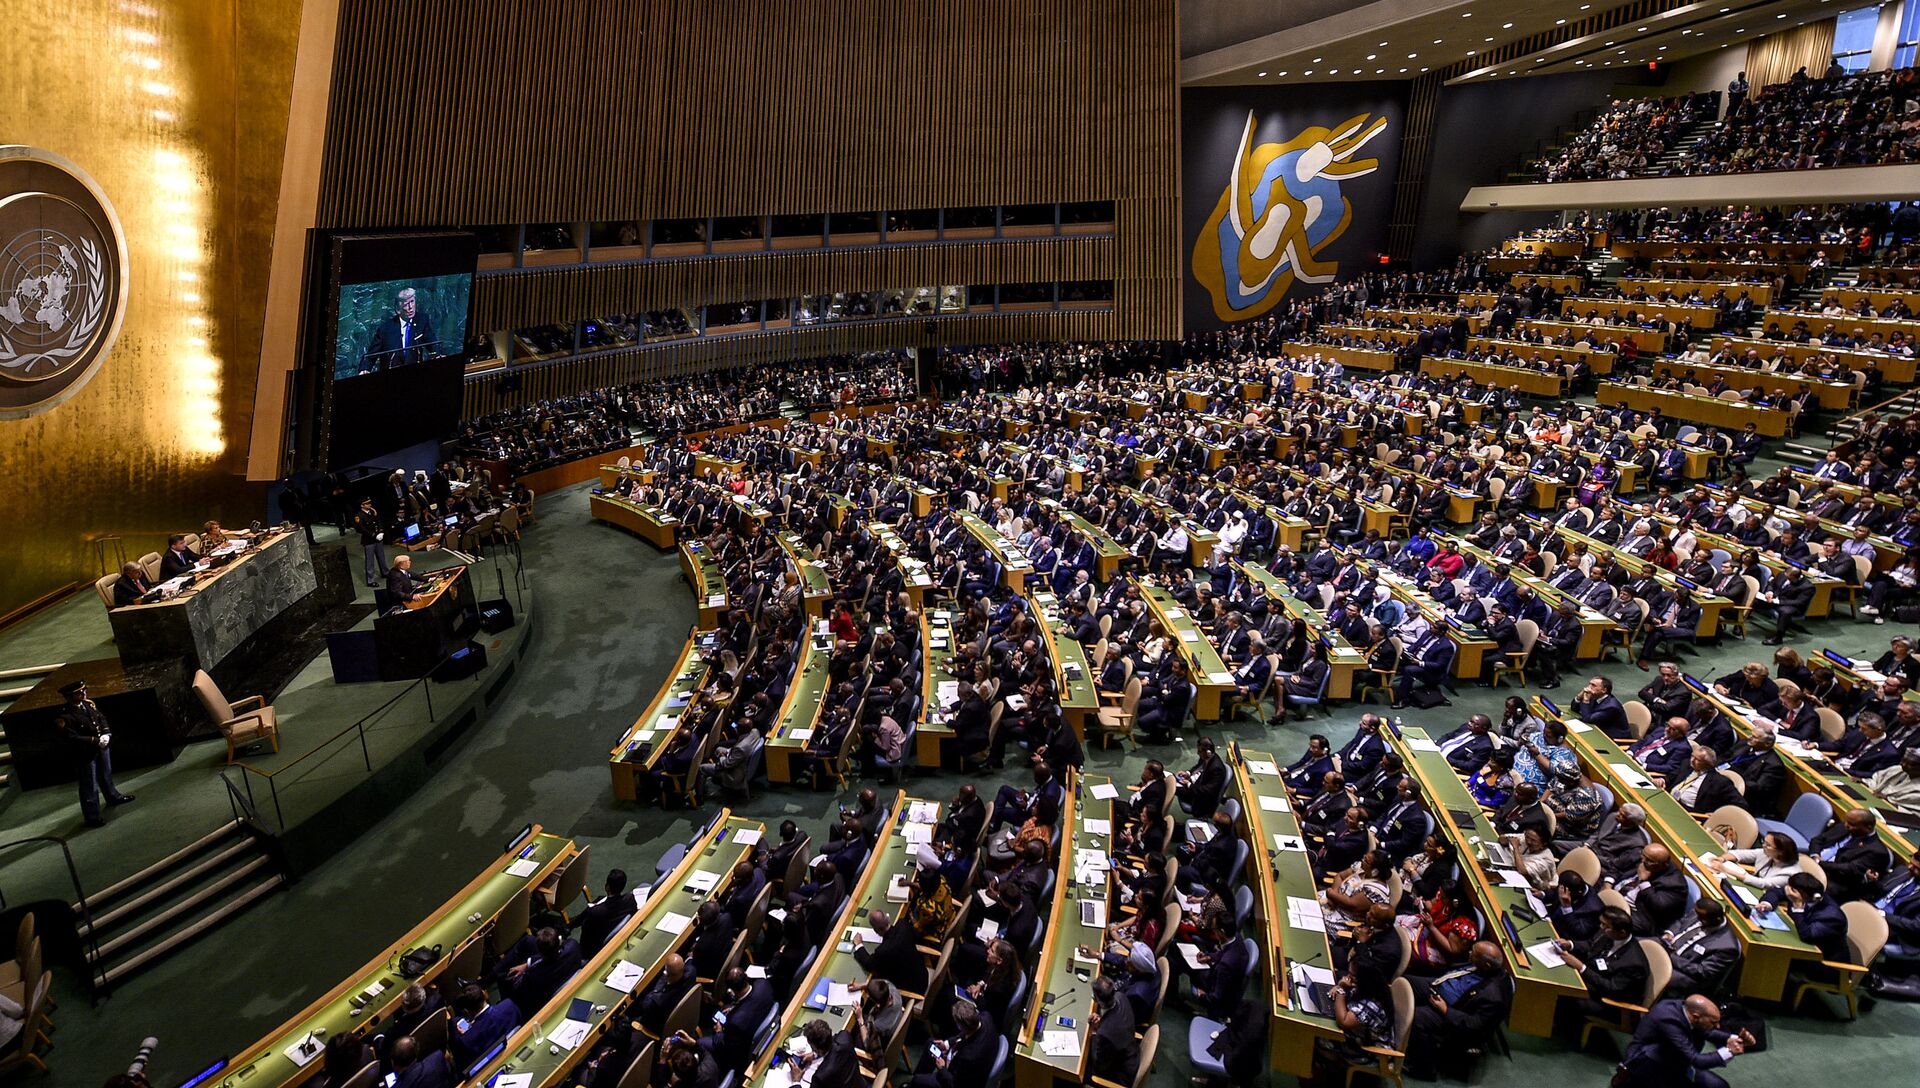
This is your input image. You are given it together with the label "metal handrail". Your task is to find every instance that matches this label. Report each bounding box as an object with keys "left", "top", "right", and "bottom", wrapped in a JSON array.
[
  {"left": 0, "top": 835, "right": 109, "bottom": 996},
  {"left": 224, "top": 641, "right": 473, "bottom": 829}
]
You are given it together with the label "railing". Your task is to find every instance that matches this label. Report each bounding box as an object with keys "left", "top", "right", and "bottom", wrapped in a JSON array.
[
  {"left": 224, "top": 640, "right": 470, "bottom": 832},
  {"left": 0, "top": 835, "right": 109, "bottom": 996},
  {"left": 1827, "top": 386, "right": 1920, "bottom": 457}
]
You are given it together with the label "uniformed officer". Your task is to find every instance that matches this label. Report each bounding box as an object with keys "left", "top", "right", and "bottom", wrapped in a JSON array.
[{"left": 52, "top": 680, "right": 134, "bottom": 827}]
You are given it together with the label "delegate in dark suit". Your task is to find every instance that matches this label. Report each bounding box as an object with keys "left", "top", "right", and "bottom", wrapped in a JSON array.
[
  {"left": 1404, "top": 956, "right": 1515, "bottom": 1078},
  {"left": 1620, "top": 998, "right": 1746, "bottom": 1088},
  {"left": 853, "top": 916, "right": 929, "bottom": 994},
  {"left": 363, "top": 309, "right": 440, "bottom": 371}
]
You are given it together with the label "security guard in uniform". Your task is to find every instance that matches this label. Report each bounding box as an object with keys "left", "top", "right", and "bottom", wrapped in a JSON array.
[{"left": 53, "top": 680, "right": 135, "bottom": 827}]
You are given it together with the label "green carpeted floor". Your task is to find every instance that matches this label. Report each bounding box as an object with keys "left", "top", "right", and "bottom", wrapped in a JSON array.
[{"left": 20, "top": 479, "right": 1920, "bottom": 1088}]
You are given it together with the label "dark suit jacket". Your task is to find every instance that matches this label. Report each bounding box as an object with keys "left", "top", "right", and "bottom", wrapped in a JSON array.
[
  {"left": 634, "top": 974, "right": 697, "bottom": 1035},
  {"left": 1178, "top": 756, "right": 1229, "bottom": 814},
  {"left": 853, "top": 919, "right": 928, "bottom": 994},
  {"left": 1807, "top": 826, "right": 1893, "bottom": 902},
  {"left": 576, "top": 891, "right": 640, "bottom": 956},
  {"left": 1622, "top": 999, "right": 1733, "bottom": 1088},
  {"left": 159, "top": 546, "right": 199, "bottom": 580},
  {"left": 1725, "top": 749, "right": 1787, "bottom": 816},
  {"left": 810, "top": 1030, "right": 863, "bottom": 1088},
  {"left": 712, "top": 980, "right": 777, "bottom": 1071},
  {"left": 931, "top": 1018, "right": 1001, "bottom": 1088},
  {"left": 1618, "top": 866, "right": 1689, "bottom": 935},
  {"left": 1670, "top": 767, "right": 1742, "bottom": 815},
  {"left": 1427, "top": 968, "right": 1514, "bottom": 1039},
  {"left": 506, "top": 938, "right": 583, "bottom": 1011},
  {"left": 365, "top": 311, "right": 441, "bottom": 369},
  {"left": 1575, "top": 934, "right": 1649, "bottom": 1003},
  {"left": 1663, "top": 921, "right": 1741, "bottom": 994},
  {"left": 1086, "top": 998, "right": 1140, "bottom": 1084}
]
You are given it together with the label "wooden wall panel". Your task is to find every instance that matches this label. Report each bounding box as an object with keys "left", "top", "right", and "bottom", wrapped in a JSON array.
[
  {"left": 470, "top": 238, "right": 1113, "bottom": 331},
  {"left": 317, "top": 0, "right": 1180, "bottom": 400}
]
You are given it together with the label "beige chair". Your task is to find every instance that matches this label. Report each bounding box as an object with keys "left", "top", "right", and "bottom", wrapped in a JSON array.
[
  {"left": 1580, "top": 939, "right": 1671, "bottom": 1048},
  {"left": 191, "top": 669, "right": 279, "bottom": 762},
  {"left": 1791, "top": 901, "right": 1887, "bottom": 1020},
  {"left": 95, "top": 573, "right": 121, "bottom": 608},
  {"left": 1704, "top": 805, "right": 1758, "bottom": 849},
  {"left": 1623, "top": 699, "right": 1653, "bottom": 740},
  {"left": 1341, "top": 976, "right": 1414, "bottom": 1088},
  {"left": 615, "top": 1042, "right": 656, "bottom": 1088},
  {"left": 1489, "top": 619, "right": 1539, "bottom": 689},
  {"left": 0, "top": 970, "right": 53, "bottom": 1074},
  {"left": 1092, "top": 675, "right": 1141, "bottom": 749},
  {"left": 1556, "top": 846, "right": 1602, "bottom": 886},
  {"left": 1816, "top": 707, "right": 1847, "bottom": 742},
  {"left": 138, "top": 551, "right": 163, "bottom": 582}
]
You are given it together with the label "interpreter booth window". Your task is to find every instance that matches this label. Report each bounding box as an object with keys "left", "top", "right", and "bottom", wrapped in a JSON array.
[
  {"left": 772, "top": 214, "right": 826, "bottom": 250},
  {"left": 588, "top": 220, "right": 646, "bottom": 260},
  {"left": 944, "top": 206, "right": 997, "bottom": 240},
  {"left": 828, "top": 212, "right": 881, "bottom": 246},
  {"left": 999, "top": 282, "right": 1055, "bottom": 310},
  {"left": 712, "top": 216, "right": 765, "bottom": 254},
  {"left": 1001, "top": 203, "right": 1057, "bottom": 238},
  {"left": 653, "top": 218, "right": 708, "bottom": 257},
  {"left": 887, "top": 209, "right": 940, "bottom": 242},
  {"left": 468, "top": 224, "right": 518, "bottom": 270},
  {"left": 513, "top": 324, "right": 574, "bottom": 361},
  {"left": 523, "top": 222, "right": 581, "bottom": 267},
  {"left": 1062, "top": 201, "right": 1116, "bottom": 235}
]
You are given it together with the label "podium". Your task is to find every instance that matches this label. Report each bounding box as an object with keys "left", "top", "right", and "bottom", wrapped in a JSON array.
[{"left": 374, "top": 566, "right": 478, "bottom": 680}]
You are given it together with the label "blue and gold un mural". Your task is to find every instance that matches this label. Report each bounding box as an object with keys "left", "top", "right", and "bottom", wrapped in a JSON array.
[{"left": 1183, "top": 85, "right": 1406, "bottom": 330}]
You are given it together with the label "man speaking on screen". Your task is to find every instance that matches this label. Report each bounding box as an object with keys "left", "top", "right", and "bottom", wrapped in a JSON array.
[{"left": 361, "top": 285, "right": 439, "bottom": 373}]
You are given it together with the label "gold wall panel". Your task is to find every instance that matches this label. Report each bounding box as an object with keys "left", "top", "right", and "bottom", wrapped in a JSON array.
[
  {"left": 0, "top": 0, "right": 300, "bottom": 617},
  {"left": 309, "top": 0, "right": 1179, "bottom": 411}
]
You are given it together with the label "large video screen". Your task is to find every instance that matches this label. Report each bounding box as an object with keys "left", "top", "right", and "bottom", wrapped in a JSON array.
[{"left": 334, "top": 272, "right": 472, "bottom": 380}]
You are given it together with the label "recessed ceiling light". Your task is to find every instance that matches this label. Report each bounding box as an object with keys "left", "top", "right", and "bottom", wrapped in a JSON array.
[
  {"left": 1502, "top": 22, "right": 1514, "bottom": 29},
  {"left": 1658, "top": 45, "right": 1667, "bottom": 50},
  {"left": 1312, "top": 56, "right": 1322, "bottom": 62},
  {"left": 1376, "top": 69, "right": 1385, "bottom": 74},
  {"left": 1484, "top": 37, "right": 1494, "bottom": 42},
  {"left": 1258, "top": 71, "right": 1268, "bottom": 76},
  {"left": 1637, "top": 26, "right": 1648, "bottom": 32},
  {"left": 1278, "top": 70, "right": 1288, "bottom": 76},
  {"left": 1408, "top": 52, "right": 1417, "bottom": 58},
  {"left": 1776, "top": 12, "right": 1787, "bottom": 17},
  {"left": 1420, "top": 66, "right": 1429, "bottom": 72},
  {"left": 1461, "top": 11, "right": 1472, "bottom": 17},
  {"left": 1556, "top": 18, "right": 1567, "bottom": 25},
  {"left": 1366, "top": 53, "right": 1377, "bottom": 60},
  {"left": 1467, "top": 49, "right": 1477, "bottom": 55},
  {"left": 1378, "top": 41, "right": 1388, "bottom": 47},
  {"left": 1399, "top": 67, "right": 1408, "bottom": 72}
]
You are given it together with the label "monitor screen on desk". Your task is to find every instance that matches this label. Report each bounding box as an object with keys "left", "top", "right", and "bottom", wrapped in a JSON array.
[
  {"left": 444, "top": 514, "right": 459, "bottom": 526},
  {"left": 404, "top": 523, "right": 420, "bottom": 540}
]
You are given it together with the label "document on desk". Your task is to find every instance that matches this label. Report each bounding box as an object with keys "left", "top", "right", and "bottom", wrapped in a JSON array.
[
  {"left": 1089, "top": 783, "right": 1121, "bottom": 800},
  {"left": 1175, "top": 942, "right": 1207, "bottom": 969},
  {"left": 901, "top": 823, "right": 933, "bottom": 844},
  {"left": 848, "top": 926, "right": 881, "bottom": 945},
  {"left": 706, "top": 594, "right": 727, "bottom": 607},
  {"left": 494, "top": 1076, "right": 533, "bottom": 1088},
  {"left": 1084, "top": 818, "right": 1111, "bottom": 835},
  {"left": 505, "top": 858, "right": 541, "bottom": 878},
  {"left": 1406, "top": 737, "right": 1443, "bottom": 753},
  {"left": 733, "top": 828, "right": 763, "bottom": 846},
  {"left": 550, "top": 1018, "right": 592, "bottom": 1050},
  {"left": 1608, "top": 763, "right": 1655, "bottom": 790},
  {"left": 908, "top": 800, "right": 940, "bottom": 824},
  {"left": 1245, "top": 759, "right": 1281, "bottom": 776},
  {"left": 1525, "top": 940, "right": 1566, "bottom": 968},
  {"left": 887, "top": 874, "right": 912, "bottom": 902},
  {"left": 591, "top": 958, "right": 644, "bottom": 995},
  {"left": 827, "top": 981, "right": 856, "bottom": 1007},
  {"left": 686, "top": 870, "right": 720, "bottom": 894},
  {"left": 657, "top": 911, "right": 693, "bottom": 935},
  {"left": 789, "top": 728, "right": 815, "bottom": 742},
  {"left": 1494, "top": 868, "right": 1533, "bottom": 890},
  {"left": 1258, "top": 794, "right": 1290, "bottom": 812},
  {"left": 1041, "top": 1030, "right": 1083, "bottom": 1058},
  {"left": 1565, "top": 719, "right": 1594, "bottom": 733}
]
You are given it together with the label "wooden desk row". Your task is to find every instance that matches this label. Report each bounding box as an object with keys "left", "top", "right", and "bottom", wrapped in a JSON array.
[
  {"left": 1618, "top": 278, "right": 1775, "bottom": 306},
  {"left": 1284, "top": 341, "right": 1399, "bottom": 372},
  {"left": 1138, "top": 581, "right": 1236, "bottom": 720},
  {"left": 1601, "top": 384, "right": 1790, "bottom": 437},
  {"left": 1234, "top": 562, "right": 1367, "bottom": 699},
  {"left": 1014, "top": 772, "right": 1107, "bottom": 1088},
  {"left": 1517, "top": 319, "right": 1669, "bottom": 355},
  {"left": 1708, "top": 334, "right": 1917, "bottom": 384},
  {"left": 1419, "top": 356, "right": 1566, "bottom": 398},
  {"left": 1648, "top": 359, "right": 1859, "bottom": 410},
  {"left": 222, "top": 826, "right": 586, "bottom": 1088},
  {"left": 1465, "top": 336, "right": 1618, "bottom": 375},
  {"left": 591, "top": 492, "right": 678, "bottom": 549},
  {"left": 1526, "top": 517, "right": 1731, "bottom": 639},
  {"left": 1560, "top": 296, "right": 1718, "bottom": 328}
]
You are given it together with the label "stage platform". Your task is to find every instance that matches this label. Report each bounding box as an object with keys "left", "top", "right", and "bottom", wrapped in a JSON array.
[{"left": 0, "top": 532, "right": 537, "bottom": 963}]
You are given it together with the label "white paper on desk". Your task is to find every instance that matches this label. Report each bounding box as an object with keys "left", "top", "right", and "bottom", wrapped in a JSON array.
[
  {"left": 706, "top": 594, "right": 727, "bottom": 607},
  {"left": 734, "top": 828, "right": 763, "bottom": 846},
  {"left": 550, "top": 1018, "right": 592, "bottom": 1050},
  {"left": 1494, "top": 868, "right": 1532, "bottom": 890},
  {"left": 1297, "top": 963, "right": 1336, "bottom": 986},
  {"left": 657, "top": 911, "right": 693, "bottom": 935},
  {"left": 767, "top": 907, "right": 788, "bottom": 923},
  {"left": 1406, "top": 737, "right": 1443, "bottom": 753},
  {"left": 1608, "top": 763, "right": 1655, "bottom": 789},
  {"left": 1090, "top": 783, "right": 1121, "bottom": 800},
  {"left": 887, "top": 874, "right": 911, "bottom": 902},
  {"left": 1566, "top": 720, "right": 1594, "bottom": 733},
  {"left": 1076, "top": 849, "right": 1111, "bottom": 872},
  {"left": 1258, "top": 794, "right": 1290, "bottom": 812},
  {"left": 1244, "top": 759, "right": 1279, "bottom": 776},
  {"left": 976, "top": 888, "right": 996, "bottom": 907},
  {"left": 1286, "top": 895, "right": 1323, "bottom": 918},
  {"left": 789, "top": 728, "right": 815, "bottom": 742},
  {"left": 1288, "top": 909, "right": 1328, "bottom": 932},
  {"left": 656, "top": 715, "right": 680, "bottom": 734},
  {"left": 848, "top": 926, "right": 881, "bottom": 945},
  {"left": 494, "top": 1076, "right": 533, "bottom": 1088},
  {"left": 901, "top": 823, "right": 933, "bottom": 844},
  {"left": 1041, "top": 1030, "right": 1083, "bottom": 1058},
  {"left": 1072, "top": 945, "right": 1101, "bottom": 966},
  {"left": 1274, "top": 834, "right": 1307, "bottom": 852},
  {"left": 746, "top": 964, "right": 770, "bottom": 979},
  {"left": 283, "top": 1037, "right": 326, "bottom": 1068},
  {"left": 977, "top": 919, "right": 1003, "bottom": 942},
  {"left": 827, "top": 981, "right": 856, "bottom": 1007},
  {"left": 1084, "top": 818, "right": 1111, "bottom": 835},
  {"left": 687, "top": 870, "right": 720, "bottom": 894},
  {"left": 1526, "top": 940, "right": 1567, "bottom": 968},
  {"left": 1175, "top": 942, "right": 1207, "bottom": 968},
  {"left": 505, "top": 858, "right": 541, "bottom": 878},
  {"left": 604, "top": 959, "right": 646, "bottom": 992},
  {"left": 909, "top": 801, "right": 940, "bottom": 824},
  {"left": 1180, "top": 630, "right": 1201, "bottom": 643}
]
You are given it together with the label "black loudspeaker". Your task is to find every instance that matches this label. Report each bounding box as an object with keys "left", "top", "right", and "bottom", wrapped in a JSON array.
[
  {"left": 326, "top": 629, "right": 382, "bottom": 683},
  {"left": 431, "top": 640, "right": 487, "bottom": 683},
  {"left": 477, "top": 598, "right": 515, "bottom": 633}
]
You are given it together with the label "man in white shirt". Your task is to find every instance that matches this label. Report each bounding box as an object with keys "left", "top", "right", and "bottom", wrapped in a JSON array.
[{"left": 1868, "top": 749, "right": 1920, "bottom": 813}]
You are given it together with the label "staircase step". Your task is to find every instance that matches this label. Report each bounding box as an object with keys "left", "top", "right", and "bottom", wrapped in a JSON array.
[
  {"left": 84, "top": 839, "right": 259, "bottom": 932},
  {"left": 89, "top": 855, "right": 275, "bottom": 961},
  {"left": 75, "top": 818, "right": 246, "bottom": 912},
  {"left": 97, "top": 873, "right": 285, "bottom": 987}
]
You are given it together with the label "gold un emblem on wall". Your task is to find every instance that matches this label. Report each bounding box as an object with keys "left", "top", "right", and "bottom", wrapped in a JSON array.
[{"left": 0, "top": 146, "right": 129, "bottom": 420}]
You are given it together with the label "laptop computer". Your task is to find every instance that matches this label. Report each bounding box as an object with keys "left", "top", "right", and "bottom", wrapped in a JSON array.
[
  {"left": 1079, "top": 899, "right": 1107, "bottom": 928},
  {"left": 401, "top": 522, "right": 424, "bottom": 543}
]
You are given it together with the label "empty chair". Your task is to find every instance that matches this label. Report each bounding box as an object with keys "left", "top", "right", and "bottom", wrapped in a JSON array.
[
  {"left": 191, "top": 669, "right": 279, "bottom": 762},
  {"left": 1755, "top": 792, "right": 1834, "bottom": 850}
]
